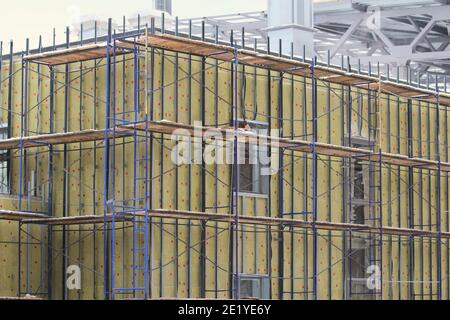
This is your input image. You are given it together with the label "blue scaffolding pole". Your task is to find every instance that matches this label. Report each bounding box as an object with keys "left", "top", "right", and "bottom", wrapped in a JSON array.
[
  {"left": 232, "top": 44, "right": 240, "bottom": 300},
  {"left": 378, "top": 149, "right": 383, "bottom": 300},
  {"left": 110, "top": 31, "right": 118, "bottom": 299},
  {"left": 103, "top": 18, "right": 113, "bottom": 300},
  {"left": 311, "top": 58, "right": 319, "bottom": 301},
  {"left": 436, "top": 86, "right": 442, "bottom": 301}
]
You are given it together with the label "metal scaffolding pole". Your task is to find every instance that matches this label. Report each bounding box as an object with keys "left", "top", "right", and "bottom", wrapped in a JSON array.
[
  {"left": 436, "top": 83, "right": 442, "bottom": 300},
  {"left": 312, "top": 58, "right": 318, "bottom": 301},
  {"left": 232, "top": 41, "right": 240, "bottom": 300},
  {"left": 103, "top": 18, "right": 113, "bottom": 301},
  {"left": 278, "top": 39, "right": 285, "bottom": 300}
]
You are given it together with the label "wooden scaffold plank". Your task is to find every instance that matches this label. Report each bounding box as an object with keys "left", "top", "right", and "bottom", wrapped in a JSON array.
[
  {"left": 20, "top": 208, "right": 450, "bottom": 239},
  {"left": 0, "top": 209, "right": 48, "bottom": 221},
  {"left": 23, "top": 43, "right": 127, "bottom": 66},
  {"left": 22, "top": 33, "right": 450, "bottom": 106},
  {"left": 0, "top": 120, "right": 449, "bottom": 172}
]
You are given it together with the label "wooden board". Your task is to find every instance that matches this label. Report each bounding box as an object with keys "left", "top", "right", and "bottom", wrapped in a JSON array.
[
  {"left": 23, "top": 43, "right": 127, "bottom": 66},
  {"left": 131, "top": 34, "right": 449, "bottom": 106},
  {"left": 22, "top": 214, "right": 130, "bottom": 226},
  {"left": 0, "top": 209, "right": 48, "bottom": 221},
  {"left": 21, "top": 208, "right": 450, "bottom": 239},
  {"left": 23, "top": 34, "right": 450, "bottom": 106},
  {"left": 0, "top": 129, "right": 128, "bottom": 149},
  {"left": 0, "top": 120, "right": 449, "bottom": 172},
  {"left": 0, "top": 296, "right": 43, "bottom": 300}
]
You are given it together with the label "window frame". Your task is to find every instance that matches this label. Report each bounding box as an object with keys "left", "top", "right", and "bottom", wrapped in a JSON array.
[
  {"left": 233, "top": 119, "right": 270, "bottom": 197},
  {"left": 232, "top": 274, "right": 270, "bottom": 300},
  {"left": 0, "top": 123, "right": 9, "bottom": 195}
]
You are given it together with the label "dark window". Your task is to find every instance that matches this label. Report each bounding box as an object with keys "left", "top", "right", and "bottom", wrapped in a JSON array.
[
  {"left": 347, "top": 143, "right": 371, "bottom": 298},
  {"left": 0, "top": 124, "right": 9, "bottom": 194},
  {"left": 353, "top": 206, "right": 366, "bottom": 224},
  {"left": 234, "top": 121, "right": 270, "bottom": 195},
  {"left": 239, "top": 144, "right": 254, "bottom": 193},
  {"left": 353, "top": 161, "right": 365, "bottom": 200},
  {"left": 233, "top": 274, "right": 270, "bottom": 299},
  {"left": 351, "top": 249, "right": 367, "bottom": 280}
]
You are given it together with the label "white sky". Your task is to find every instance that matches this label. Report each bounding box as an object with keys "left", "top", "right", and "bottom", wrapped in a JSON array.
[{"left": 0, "top": 0, "right": 267, "bottom": 52}]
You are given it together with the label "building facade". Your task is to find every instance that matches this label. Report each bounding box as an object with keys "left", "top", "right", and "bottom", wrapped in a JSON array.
[{"left": 0, "top": 21, "right": 449, "bottom": 300}]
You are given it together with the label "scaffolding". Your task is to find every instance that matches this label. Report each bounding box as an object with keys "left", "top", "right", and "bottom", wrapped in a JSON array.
[{"left": 0, "top": 13, "right": 449, "bottom": 300}]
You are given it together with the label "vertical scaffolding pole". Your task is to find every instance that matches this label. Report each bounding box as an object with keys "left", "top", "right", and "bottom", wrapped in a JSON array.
[
  {"left": 266, "top": 39, "right": 273, "bottom": 299},
  {"left": 312, "top": 58, "right": 318, "bottom": 301},
  {"left": 436, "top": 84, "right": 442, "bottom": 300},
  {"left": 144, "top": 24, "right": 151, "bottom": 301},
  {"left": 103, "top": 18, "right": 113, "bottom": 300},
  {"left": 47, "top": 64, "right": 55, "bottom": 300},
  {"left": 18, "top": 222, "right": 22, "bottom": 297},
  {"left": 290, "top": 42, "right": 296, "bottom": 300},
  {"left": 278, "top": 39, "right": 284, "bottom": 300},
  {"left": 228, "top": 29, "right": 234, "bottom": 299},
  {"left": 378, "top": 149, "right": 383, "bottom": 300},
  {"left": 386, "top": 73, "right": 394, "bottom": 300},
  {"left": 340, "top": 57, "right": 347, "bottom": 300},
  {"left": 379, "top": 67, "right": 384, "bottom": 299},
  {"left": 18, "top": 37, "right": 30, "bottom": 295},
  {"left": 120, "top": 17, "right": 126, "bottom": 294},
  {"left": 445, "top": 76, "right": 449, "bottom": 301},
  {"left": 174, "top": 18, "right": 180, "bottom": 299},
  {"left": 131, "top": 37, "right": 138, "bottom": 298},
  {"left": 158, "top": 16, "right": 165, "bottom": 298},
  {"left": 187, "top": 19, "right": 193, "bottom": 299},
  {"left": 346, "top": 58, "right": 353, "bottom": 300},
  {"left": 78, "top": 24, "right": 84, "bottom": 301},
  {"left": 233, "top": 44, "right": 240, "bottom": 300},
  {"left": 300, "top": 44, "right": 310, "bottom": 299},
  {"left": 7, "top": 41, "right": 13, "bottom": 191},
  {"left": 110, "top": 30, "right": 118, "bottom": 299},
  {"left": 24, "top": 38, "right": 31, "bottom": 295},
  {"left": 407, "top": 98, "right": 415, "bottom": 299},
  {"left": 396, "top": 70, "right": 402, "bottom": 301},
  {"left": 417, "top": 75, "right": 424, "bottom": 299},
  {"left": 92, "top": 21, "right": 98, "bottom": 300},
  {"left": 62, "top": 26, "right": 70, "bottom": 300},
  {"left": 18, "top": 51, "right": 25, "bottom": 212},
  {"left": 326, "top": 50, "right": 333, "bottom": 300},
  {"left": 200, "top": 21, "right": 207, "bottom": 299},
  {"left": 19, "top": 38, "right": 30, "bottom": 213},
  {"left": 214, "top": 25, "right": 220, "bottom": 299},
  {"left": 149, "top": 18, "right": 156, "bottom": 299},
  {"left": 426, "top": 74, "right": 433, "bottom": 299}
]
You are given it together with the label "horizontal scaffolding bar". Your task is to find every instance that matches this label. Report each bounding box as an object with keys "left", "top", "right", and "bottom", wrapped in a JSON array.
[
  {"left": 21, "top": 214, "right": 131, "bottom": 226},
  {"left": 1, "top": 120, "right": 449, "bottom": 172},
  {"left": 18, "top": 209, "right": 450, "bottom": 239},
  {"left": 0, "top": 296, "right": 43, "bottom": 300}
]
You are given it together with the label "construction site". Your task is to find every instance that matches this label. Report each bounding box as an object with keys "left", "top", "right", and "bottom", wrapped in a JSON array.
[{"left": 0, "top": 0, "right": 450, "bottom": 300}]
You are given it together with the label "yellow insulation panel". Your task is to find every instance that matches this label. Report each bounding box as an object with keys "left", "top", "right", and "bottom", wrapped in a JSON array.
[{"left": 0, "top": 46, "right": 448, "bottom": 300}]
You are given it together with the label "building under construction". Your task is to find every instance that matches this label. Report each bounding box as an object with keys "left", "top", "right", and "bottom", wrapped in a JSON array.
[{"left": 1, "top": 0, "right": 450, "bottom": 300}]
